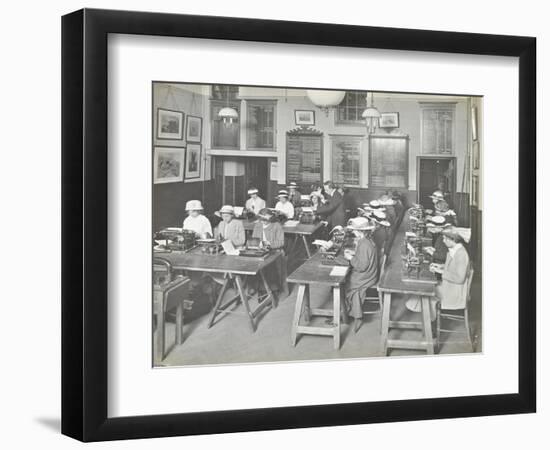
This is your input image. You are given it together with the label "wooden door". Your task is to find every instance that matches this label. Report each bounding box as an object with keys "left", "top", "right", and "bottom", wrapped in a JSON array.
[{"left": 417, "top": 156, "right": 456, "bottom": 208}]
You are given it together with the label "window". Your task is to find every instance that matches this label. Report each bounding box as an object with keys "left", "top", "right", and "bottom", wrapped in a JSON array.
[
  {"left": 211, "top": 84, "right": 239, "bottom": 101},
  {"left": 246, "top": 101, "right": 276, "bottom": 150},
  {"left": 336, "top": 91, "right": 367, "bottom": 124},
  {"left": 211, "top": 100, "right": 240, "bottom": 149},
  {"left": 369, "top": 135, "right": 409, "bottom": 188},
  {"left": 331, "top": 135, "right": 362, "bottom": 187},
  {"left": 421, "top": 103, "right": 455, "bottom": 154}
]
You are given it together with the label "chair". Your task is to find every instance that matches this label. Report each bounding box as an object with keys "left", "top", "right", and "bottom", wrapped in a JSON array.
[
  {"left": 436, "top": 267, "right": 475, "bottom": 352},
  {"left": 355, "top": 253, "right": 387, "bottom": 333},
  {"left": 153, "top": 258, "right": 190, "bottom": 363}
]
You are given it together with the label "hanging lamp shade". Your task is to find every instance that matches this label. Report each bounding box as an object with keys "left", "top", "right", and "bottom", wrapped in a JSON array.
[
  {"left": 306, "top": 90, "right": 346, "bottom": 109},
  {"left": 218, "top": 106, "right": 239, "bottom": 127},
  {"left": 362, "top": 93, "right": 381, "bottom": 134}
]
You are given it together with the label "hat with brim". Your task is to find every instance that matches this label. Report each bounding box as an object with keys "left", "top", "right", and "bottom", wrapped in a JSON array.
[
  {"left": 429, "top": 190, "right": 446, "bottom": 201},
  {"left": 277, "top": 189, "right": 289, "bottom": 198},
  {"left": 366, "top": 210, "right": 391, "bottom": 227},
  {"left": 185, "top": 199, "right": 204, "bottom": 211},
  {"left": 286, "top": 182, "right": 298, "bottom": 189},
  {"left": 247, "top": 188, "right": 259, "bottom": 195},
  {"left": 362, "top": 203, "right": 386, "bottom": 212},
  {"left": 346, "top": 217, "right": 375, "bottom": 231},
  {"left": 443, "top": 227, "right": 471, "bottom": 243},
  {"left": 218, "top": 205, "right": 235, "bottom": 216}
]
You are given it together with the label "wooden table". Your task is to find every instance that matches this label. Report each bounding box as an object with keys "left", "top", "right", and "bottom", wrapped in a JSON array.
[
  {"left": 153, "top": 276, "right": 190, "bottom": 363},
  {"left": 377, "top": 215, "right": 438, "bottom": 355},
  {"left": 287, "top": 253, "right": 350, "bottom": 349},
  {"left": 156, "top": 247, "right": 282, "bottom": 332},
  {"left": 239, "top": 219, "right": 323, "bottom": 259}
]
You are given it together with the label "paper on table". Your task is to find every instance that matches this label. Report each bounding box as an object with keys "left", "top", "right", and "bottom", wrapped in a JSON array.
[
  {"left": 329, "top": 266, "right": 348, "bottom": 276},
  {"left": 221, "top": 240, "right": 239, "bottom": 256},
  {"left": 283, "top": 220, "right": 300, "bottom": 227}
]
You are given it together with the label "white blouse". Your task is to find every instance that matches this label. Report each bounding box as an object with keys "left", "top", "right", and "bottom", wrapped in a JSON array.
[
  {"left": 275, "top": 201, "right": 294, "bottom": 219},
  {"left": 182, "top": 214, "right": 212, "bottom": 238}
]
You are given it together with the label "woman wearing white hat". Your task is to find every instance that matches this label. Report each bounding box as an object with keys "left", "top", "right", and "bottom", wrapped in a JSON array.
[
  {"left": 274, "top": 189, "right": 294, "bottom": 219},
  {"left": 182, "top": 200, "right": 212, "bottom": 239},
  {"left": 245, "top": 187, "right": 266, "bottom": 215},
  {"left": 343, "top": 217, "right": 379, "bottom": 331},
  {"left": 406, "top": 226, "right": 471, "bottom": 316},
  {"left": 214, "top": 205, "right": 245, "bottom": 247},
  {"left": 286, "top": 182, "right": 302, "bottom": 208}
]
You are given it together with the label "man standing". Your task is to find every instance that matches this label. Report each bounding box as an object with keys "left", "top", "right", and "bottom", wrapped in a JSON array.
[{"left": 316, "top": 181, "right": 346, "bottom": 228}]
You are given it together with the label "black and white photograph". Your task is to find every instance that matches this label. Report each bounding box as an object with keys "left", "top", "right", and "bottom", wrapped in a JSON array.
[
  {"left": 152, "top": 82, "right": 483, "bottom": 367},
  {"left": 184, "top": 143, "right": 202, "bottom": 179},
  {"left": 156, "top": 107, "right": 184, "bottom": 140},
  {"left": 186, "top": 115, "right": 203, "bottom": 142},
  {"left": 295, "top": 109, "right": 315, "bottom": 126},
  {"left": 153, "top": 146, "right": 185, "bottom": 184},
  {"left": 379, "top": 112, "right": 400, "bottom": 128}
]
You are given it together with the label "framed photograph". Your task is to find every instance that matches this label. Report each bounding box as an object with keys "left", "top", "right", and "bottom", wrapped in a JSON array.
[
  {"left": 62, "top": 9, "right": 535, "bottom": 442},
  {"left": 295, "top": 109, "right": 315, "bottom": 126},
  {"left": 156, "top": 107, "right": 184, "bottom": 140},
  {"left": 153, "top": 146, "right": 184, "bottom": 184},
  {"left": 184, "top": 143, "right": 201, "bottom": 179},
  {"left": 379, "top": 112, "right": 400, "bottom": 128},
  {"left": 185, "top": 115, "right": 202, "bottom": 142}
]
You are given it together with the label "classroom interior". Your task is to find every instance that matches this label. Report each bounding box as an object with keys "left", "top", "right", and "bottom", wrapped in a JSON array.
[{"left": 152, "top": 83, "right": 483, "bottom": 367}]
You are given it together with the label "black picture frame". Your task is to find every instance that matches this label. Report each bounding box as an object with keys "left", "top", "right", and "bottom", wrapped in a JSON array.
[
  {"left": 185, "top": 115, "right": 203, "bottom": 143},
  {"left": 62, "top": 8, "right": 536, "bottom": 442},
  {"left": 379, "top": 112, "right": 400, "bottom": 128},
  {"left": 295, "top": 109, "right": 316, "bottom": 126},
  {"left": 156, "top": 107, "right": 185, "bottom": 140}
]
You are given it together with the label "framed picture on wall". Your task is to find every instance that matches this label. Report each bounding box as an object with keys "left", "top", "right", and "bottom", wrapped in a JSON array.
[
  {"left": 294, "top": 109, "right": 315, "bottom": 126},
  {"left": 153, "top": 146, "right": 185, "bottom": 184},
  {"left": 186, "top": 115, "right": 202, "bottom": 143},
  {"left": 184, "top": 143, "right": 201, "bottom": 179},
  {"left": 379, "top": 112, "right": 400, "bottom": 128},
  {"left": 156, "top": 108, "right": 184, "bottom": 140}
]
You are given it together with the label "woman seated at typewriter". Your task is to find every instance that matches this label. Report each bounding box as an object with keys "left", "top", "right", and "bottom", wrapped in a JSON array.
[
  {"left": 182, "top": 200, "right": 212, "bottom": 239},
  {"left": 287, "top": 182, "right": 302, "bottom": 208},
  {"left": 247, "top": 208, "right": 286, "bottom": 296},
  {"left": 343, "top": 217, "right": 379, "bottom": 332},
  {"left": 274, "top": 189, "right": 295, "bottom": 219},
  {"left": 245, "top": 187, "right": 266, "bottom": 216},
  {"left": 406, "top": 227, "right": 471, "bottom": 318},
  {"left": 214, "top": 205, "right": 245, "bottom": 247}
]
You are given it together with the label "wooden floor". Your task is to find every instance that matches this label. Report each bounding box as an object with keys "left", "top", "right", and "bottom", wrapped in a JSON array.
[{"left": 156, "top": 274, "right": 482, "bottom": 367}]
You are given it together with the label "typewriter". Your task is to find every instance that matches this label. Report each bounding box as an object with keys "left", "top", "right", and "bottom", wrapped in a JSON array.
[
  {"left": 239, "top": 237, "right": 270, "bottom": 258},
  {"left": 196, "top": 238, "right": 223, "bottom": 255},
  {"left": 154, "top": 228, "right": 197, "bottom": 252}
]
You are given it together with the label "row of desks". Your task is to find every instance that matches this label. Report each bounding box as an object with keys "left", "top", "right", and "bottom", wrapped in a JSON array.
[
  {"left": 377, "top": 214, "right": 438, "bottom": 355},
  {"left": 156, "top": 207, "right": 438, "bottom": 356}
]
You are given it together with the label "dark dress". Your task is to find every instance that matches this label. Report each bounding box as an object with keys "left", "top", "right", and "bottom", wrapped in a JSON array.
[
  {"left": 316, "top": 190, "right": 346, "bottom": 228},
  {"left": 345, "top": 237, "right": 379, "bottom": 319}
]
